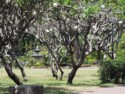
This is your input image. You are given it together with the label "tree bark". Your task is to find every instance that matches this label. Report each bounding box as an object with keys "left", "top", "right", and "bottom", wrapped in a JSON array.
[
  {"left": 67, "top": 66, "right": 78, "bottom": 84},
  {"left": 8, "top": 50, "right": 28, "bottom": 81},
  {"left": 9, "top": 85, "right": 44, "bottom": 94},
  {"left": 97, "top": 50, "right": 101, "bottom": 63},
  {"left": 5, "top": 64, "right": 23, "bottom": 85},
  {"left": 122, "top": 64, "right": 125, "bottom": 83},
  {"left": 59, "top": 67, "right": 64, "bottom": 80},
  {"left": 16, "top": 59, "right": 28, "bottom": 81},
  {"left": 51, "top": 68, "right": 58, "bottom": 79},
  {"left": 0, "top": 54, "right": 23, "bottom": 85}
]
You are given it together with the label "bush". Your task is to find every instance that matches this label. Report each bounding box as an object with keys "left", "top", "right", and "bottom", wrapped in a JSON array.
[
  {"left": 17, "top": 50, "right": 49, "bottom": 67},
  {"left": 99, "top": 60, "right": 125, "bottom": 83}
]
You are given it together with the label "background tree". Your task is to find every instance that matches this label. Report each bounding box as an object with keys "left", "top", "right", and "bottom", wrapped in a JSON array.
[
  {"left": 0, "top": 0, "right": 46, "bottom": 85},
  {"left": 36, "top": 0, "right": 123, "bottom": 84},
  {"left": 34, "top": 20, "right": 66, "bottom": 80}
]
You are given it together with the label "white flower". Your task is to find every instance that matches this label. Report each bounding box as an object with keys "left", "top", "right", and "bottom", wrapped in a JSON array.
[
  {"left": 46, "top": 29, "right": 49, "bottom": 33},
  {"left": 53, "top": 3, "right": 58, "bottom": 8},
  {"left": 92, "top": 25, "right": 96, "bottom": 30},
  {"left": 101, "top": 5, "right": 105, "bottom": 9},
  {"left": 25, "top": 29, "right": 28, "bottom": 32},
  {"left": 113, "top": 53, "right": 116, "bottom": 59},
  {"left": 89, "top": 44, "right": 92, "bottom": 52},
  {"left": 103, "top": 54, "right": 107, "bottom": 59},
  {"left": 67, "top": 18, "right": 70, "bottom": 22},
  {"left": 85, "top": 51, "right": 89, "bottom": 55},
  {"left": 37, "top": 28, "right": 40, "bottom": 31},
  {"left": 50, "top": 28, "right": 52, "bottom": 31},
  {"left": 6, "top": 0, "right": 10, "bottom": 3},
  {"left": 36, "top": 34, "right": 39, "bottom": 38},
  {"left": 74, "top": 26, "right": 78, "bottom": 30},
  {"left": 40, "top": 10, "right": 42, "bottom": 13},
  {"left": 32, "top": 10, "right": 37, "bottom": 16},
  {"left": 15, "top": 85, "right": 18, "bottom": 89},
  {"left": 119, "top": 21, "right": 123, "bottom": 24},
  {"left": 15, "top": 3, "right": 18, "bottom": 7}
]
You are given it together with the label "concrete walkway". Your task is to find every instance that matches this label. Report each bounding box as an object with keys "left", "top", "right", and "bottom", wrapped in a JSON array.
[{"left": 73, "top": 85, "right": 125, "bottom": 94}]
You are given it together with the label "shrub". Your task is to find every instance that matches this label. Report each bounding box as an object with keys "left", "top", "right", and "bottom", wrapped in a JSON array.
[
  {"left": 99, "top": 60, "right": 125, "bottom": 83},
  {"left": 34, "top": 61, "right": 44, "bottom": 66}
]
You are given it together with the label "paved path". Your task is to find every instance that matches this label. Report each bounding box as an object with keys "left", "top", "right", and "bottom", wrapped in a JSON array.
[{"left": 73, "top": 85, "right": 125, "bottom": 94}]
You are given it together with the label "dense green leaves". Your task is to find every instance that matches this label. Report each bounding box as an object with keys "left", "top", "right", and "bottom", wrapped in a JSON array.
[
  {"left": 99, "top": 60, "right": 125, "bottom": 83},
  {"left": 16, "top": 0, "right": 33, "bottom": 7},
  {"left": 84, "top": 5, "right": 100, "bottom": 18}
]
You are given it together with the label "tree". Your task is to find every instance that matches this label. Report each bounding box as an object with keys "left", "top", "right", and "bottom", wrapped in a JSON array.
[
  {"left": 36, "top": 0, "right": 123, "bottom": 84},
  {"left": 0, "top": 0, "right": 46, "bottom": 85},
  {"left": 35, "top": 20, "right": 65, "bottom": 80}
]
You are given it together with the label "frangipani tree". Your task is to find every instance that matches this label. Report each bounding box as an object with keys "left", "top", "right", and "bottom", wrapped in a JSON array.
[
  {"left": 37, "top": 0, "right": 123, "bottom": 84},
  {"left": 0, "top": 0, "right": 46, "bottom": 85},
  {"left": 35, "top": 19, "right": 66, "bottom": 80}
]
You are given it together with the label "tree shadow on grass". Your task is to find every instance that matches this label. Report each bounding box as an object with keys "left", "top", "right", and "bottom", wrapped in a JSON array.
[
  {"left": 71, "top": 80, "right": 101, "bottom": 87},
  {"left": 71, "top": 81, "right": 115, "bottom": 88},
  {"left": 44, "top": 87, "right": 71, "bottom": 94},
  {"left": 0, "top": 87, "right": 8, "bottom": 94},
  {"left": 0, "top": 86, "right": 71, "bottom": 94},
  {"left": 45, "top": 82, "right": 66, "bottom": 86}
]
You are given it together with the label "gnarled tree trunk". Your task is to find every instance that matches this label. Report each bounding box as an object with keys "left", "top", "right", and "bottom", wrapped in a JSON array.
[
  {"left": 0, "top": 53, "right": 22, "bottom": 85},
  {"left": 67, "top": 66, "right": 78, "bottom": 84},
  {"left": 8, "top": 49, "right": 28, "bottom": 81},
  {"left": 59, "top": 66, "right": 64, "bottom": 80},
  {"left": 16, "top": 59, "right": 28, "bottom": 81}
]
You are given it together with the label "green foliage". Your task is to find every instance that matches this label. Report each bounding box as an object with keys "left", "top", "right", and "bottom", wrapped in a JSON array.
[
  {"left": 34, "top": 61, "right": 43, "bottom": 66},
  {"left": 84, "top": 5, "right": 100, "bottom": 18},
  {"left": 115, "top": 33, "right": 125, "bottom": 61},
  {"left": 85, "top": 55, "right": 96, "bottom": 64},
  {"left": 16, "top": 0, "right": 37, "bottom": 7},
  {"left": 99, "top": 33, "right": 125, "bottom": 84},
  {"left": 18, "top": 48, "right": 50, "bottom": 67},
  {"left": 99, "top": 60, "right": 125, "bottom": 83},
  {"left": 115, "top": 50, "right": 125, "bottom": 61},
  {"left": 18, "top": 56, "right": 27, "bottom": 62},
  {"left": 51, "top": 0, "right": 100, "bottom": 19},
  {"left": 42, "top": 53, "right": 49, "bottom": 66},
  {"left": 58, "top": 0, "right": 71, "bottom": 5},
  {"left": 84, "top": 51, "right": 103, "bottom": 64},
  {"left": 104, "top": 0, "right": 125, "bottom": 19},
  {"left": 16, "top": 0, "right": 27, "bottom": 5},
  {"left": 18, "top": 33, "right": 41, "bottom": 55}
]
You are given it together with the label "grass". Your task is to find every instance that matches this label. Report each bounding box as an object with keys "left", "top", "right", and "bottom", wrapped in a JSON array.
[{"left": 0, "top": 66, "right": 114, "bottom": 94}]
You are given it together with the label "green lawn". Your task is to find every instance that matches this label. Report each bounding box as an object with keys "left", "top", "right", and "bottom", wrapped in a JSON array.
[{"left": 0, "top": 66, "right": 113, "bottom": 94}]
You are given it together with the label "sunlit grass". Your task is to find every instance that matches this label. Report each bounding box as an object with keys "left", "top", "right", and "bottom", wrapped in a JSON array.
[{"left": 0, "top": 66, "right": 114, "bottom": 94}]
